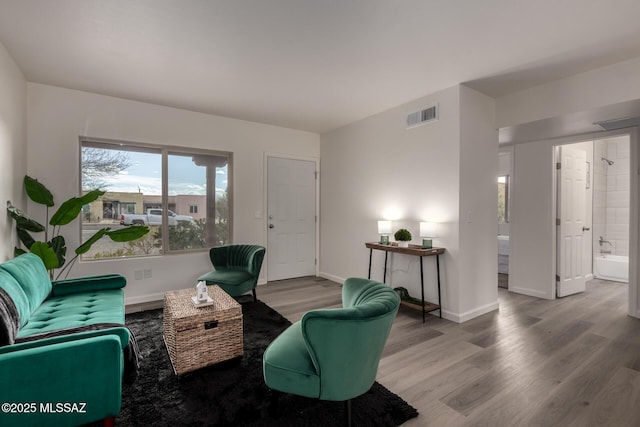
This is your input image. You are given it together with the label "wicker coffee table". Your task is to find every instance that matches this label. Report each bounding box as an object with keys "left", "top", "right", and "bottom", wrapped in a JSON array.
[{"left": 163, "top": 285, "right": 243, "bottom": 375}]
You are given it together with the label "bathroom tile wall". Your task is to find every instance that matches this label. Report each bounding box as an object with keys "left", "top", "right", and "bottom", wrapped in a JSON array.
[
  {"left": 593, "top": 140, "right": 607, "bottom": 254},
  {"left": 604, "top": 136, "right": 630, "bottom": 256}
]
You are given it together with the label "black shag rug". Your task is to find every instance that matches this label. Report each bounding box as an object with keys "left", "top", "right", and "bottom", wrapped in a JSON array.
[{"left": 118, "top": 297, "right": 418, "bottom": 426}]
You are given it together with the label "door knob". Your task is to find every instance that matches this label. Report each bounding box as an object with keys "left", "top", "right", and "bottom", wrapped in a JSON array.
[
  {"left": 269, "top": 224, "right": 274, "bottom": 229},
  {"left": 583, "top": 226, "right": 590, "bottom": 231}
]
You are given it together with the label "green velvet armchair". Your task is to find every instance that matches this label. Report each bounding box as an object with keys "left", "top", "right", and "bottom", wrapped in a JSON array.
[
  {"left": 198, "top": 245, "right": 266, "bottom": 301},
  {"left": 262, "top": 277, "right": 400, "bottom": 426}
]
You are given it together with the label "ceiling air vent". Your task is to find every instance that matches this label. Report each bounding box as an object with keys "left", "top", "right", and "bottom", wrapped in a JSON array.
[
  {"left": 406, "top": 105, "right": 438, "bottom": 128},
  {"left": 593, "top": 116, "right": 640, "bottom": 131}
]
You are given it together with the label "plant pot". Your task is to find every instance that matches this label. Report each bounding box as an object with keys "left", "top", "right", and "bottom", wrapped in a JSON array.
[{"left": 397, "top": 241, "right": 409, "bottom": 248}]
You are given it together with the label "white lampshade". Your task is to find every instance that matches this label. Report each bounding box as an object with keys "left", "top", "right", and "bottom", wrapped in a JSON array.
[
  {"left": 420, "top": 222, "right": 437, "bottom": 238},
  {"left": 378, "top": 220, "right": 392, "bottom": 235}
]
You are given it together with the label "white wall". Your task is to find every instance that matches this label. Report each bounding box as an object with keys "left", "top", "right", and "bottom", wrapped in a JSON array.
[
  {"left": 26, "top": 83, "right": 320, "bottom": 304},
  {"left": 320, "top": 84, "right": 498, "bottom": 322},
  {"left": 458, "top": 85, "right": 498, "bottom": 318},
  {"left": 496, "top": 57, "right": 640, "bottom": 129},
  {"left": 0, "top": 42, "right": 27, "bottom": 261},
  {"left": 320, "top": 85, "right": 460, "bottom": 312}
]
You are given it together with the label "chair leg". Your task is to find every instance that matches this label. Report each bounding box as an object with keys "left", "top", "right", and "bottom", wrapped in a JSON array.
[
  {"left": 344, "top": 399, "right": 352, "bottom": 427},
  {"left": 252, "top": 288, "right": 257, "bottom": 302}
]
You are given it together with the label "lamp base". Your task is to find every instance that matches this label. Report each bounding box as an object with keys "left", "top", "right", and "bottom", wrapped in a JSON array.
[
  {"left": 422, "top": 238, "right": 433, "bottom": 249},
  {"left": 380, "top": 235, "right": 390, "bottom": 244}
]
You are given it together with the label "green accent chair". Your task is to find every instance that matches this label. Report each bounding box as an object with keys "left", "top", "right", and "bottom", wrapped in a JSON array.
[
  {"left": 262, "top": 277, "right": 400, "bottom": 426},
  {"left": 198, "top": 245, "right": 266, "bottom": 301}
]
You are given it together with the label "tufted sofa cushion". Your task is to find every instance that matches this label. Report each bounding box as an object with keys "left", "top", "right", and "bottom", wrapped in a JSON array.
[{"left": 17, "top": 289, "right": 125, "bottom": 338}]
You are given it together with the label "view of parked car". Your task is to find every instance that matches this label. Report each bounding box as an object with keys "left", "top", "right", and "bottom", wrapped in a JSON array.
[{"left": 120, "top": 209, "right": 194, "bottom": 226}]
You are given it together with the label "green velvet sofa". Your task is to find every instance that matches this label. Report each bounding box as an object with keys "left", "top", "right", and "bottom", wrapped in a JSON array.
[{"left": 0, "top": 253, "right": 131, "bottom": 427}]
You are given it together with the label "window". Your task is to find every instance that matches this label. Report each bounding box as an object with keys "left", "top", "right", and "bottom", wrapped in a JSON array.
[
  {"left": 80, "top": 138, "right": 232, "bottom": 259},
  {"left": 498, "top": 175, "right": 510, "bottom": 223},
  {"left": 122, "top": 203, "right": 136, "bottom": 214}
]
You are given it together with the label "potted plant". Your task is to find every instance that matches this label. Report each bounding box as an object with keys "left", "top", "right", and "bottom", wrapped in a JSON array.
[
  {"left": 7, "top": 175, "right": 150, "bottom": 279},
  {"left": 394, "top": 228, "right": 412, "bottom": 248}
]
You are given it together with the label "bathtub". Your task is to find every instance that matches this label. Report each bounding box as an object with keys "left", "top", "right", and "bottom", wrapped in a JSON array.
[{"left": 594, "top": 255, "right": 628, "bottom": 283}]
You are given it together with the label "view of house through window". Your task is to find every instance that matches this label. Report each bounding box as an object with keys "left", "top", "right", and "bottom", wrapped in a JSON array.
[
  {"left": 498, "top": 175, "right": 509, "bottom": 223},
  {"left": 80, "top": 139, "right": 231, "bottom": 260}
]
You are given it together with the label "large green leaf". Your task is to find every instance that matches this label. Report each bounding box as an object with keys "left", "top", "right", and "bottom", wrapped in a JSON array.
[
  {"left": 6, "top": 201, "right": 45, "bottom": 232},
  {"left": 78, "top": 189, "right": 105, "bottom": 205},
  {"left": 24, "top": 176, "right": 54, "bottom": 207},
  {"left": 106, "top": 226, "right": 150, "bottom": 242},
  {"left": 75, "top": 228, "right": 109, "bottom": 255},
  {"left": 50, "top": 189, "right": 106, "bottom": 226},
  {"left": 49, "top": 235, "right": 67, "bottom": 269},
  {"left": 16, "top": 228, "right": 35, "bottom": 249},
  {"left": 49, "top": 197, "right": 83, "bottom": 226},
  {"left": 29, "top": 241, "right": 59, "bottom": 270},
  {"left": 14, "top": 247, "right": 26, "bottom": 257}
]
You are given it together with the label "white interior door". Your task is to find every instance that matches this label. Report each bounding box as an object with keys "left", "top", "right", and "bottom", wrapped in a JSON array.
[
  {"left": 267, "top": 157, "right": 316, "bottom": 281},
  {"left": 557, "top": 146, "right": 587, "bottom": 297}
]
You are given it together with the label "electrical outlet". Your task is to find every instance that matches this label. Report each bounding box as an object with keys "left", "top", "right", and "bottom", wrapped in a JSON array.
[
  {"left": 134, "top": 270, "right": 143, "bottom": 280},
  {"left": 144, "top": 269, "right": 152, "bottom": 279}
]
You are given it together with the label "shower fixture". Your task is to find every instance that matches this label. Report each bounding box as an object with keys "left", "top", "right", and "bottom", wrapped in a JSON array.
[{"left": 601, "top": 157, "right": 614, "bottom": 166}]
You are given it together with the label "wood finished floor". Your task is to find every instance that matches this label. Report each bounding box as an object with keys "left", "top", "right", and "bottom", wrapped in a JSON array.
[{"left": 258, "top": 277, "right": 640, "bottom": 426}]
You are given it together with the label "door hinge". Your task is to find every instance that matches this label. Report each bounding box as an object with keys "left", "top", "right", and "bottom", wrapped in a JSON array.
[
  {"left": 315, "top": 171, "right": 318, "bottom": 179},
  {"left": 315, "top": 258, "right": 317, "bottom": 265},
  {"left": 556, "top": 218, "right": 560, "bottom": 226},
  {"left": 556, "top": 162, "right": 561, "bottom": 170},
  {"left": 555, "top": 274, "right": 560, "bottom": 282}
]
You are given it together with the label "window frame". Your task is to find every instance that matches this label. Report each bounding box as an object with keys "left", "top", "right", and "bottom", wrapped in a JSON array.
[{"left": 79, "top": 136, "right": 233, "bottom": 258}]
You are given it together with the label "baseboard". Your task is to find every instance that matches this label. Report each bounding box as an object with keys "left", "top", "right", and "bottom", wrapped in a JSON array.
[
  {"left": 318, "top": 272, "right": 346, "bottom": 285},
  {"left": 125, "top": 296, "right": 164, "bottom": 313},
  {"left": 442, "top": 300, "right": 499, "bottom": 323},
  {"left": 510, "top": 286, "right": 554, "bottom": 300},
  {"left": 126, "top": 292, "right": 165, "bottom": 307}
]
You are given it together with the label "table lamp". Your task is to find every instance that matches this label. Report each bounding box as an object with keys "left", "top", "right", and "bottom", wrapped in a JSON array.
[
  {"left": 378, "top": 220, "right": 391, "bottom": 244},
  {"left": 420, "top": 222, "right": 436, "bottom": 248}
]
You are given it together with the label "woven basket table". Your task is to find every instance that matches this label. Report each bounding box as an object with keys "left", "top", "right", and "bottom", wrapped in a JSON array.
[{"left": 163, "top": 285, "right": 243, "bottom": 375}]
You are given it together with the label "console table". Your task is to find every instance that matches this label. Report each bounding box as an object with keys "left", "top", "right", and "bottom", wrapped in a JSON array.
[{"left": 365, "top": 242, "right": 444, "bottom": 323}]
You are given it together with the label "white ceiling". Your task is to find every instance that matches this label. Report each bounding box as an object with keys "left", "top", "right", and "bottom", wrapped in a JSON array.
[{"left": 1, "top": 0, "right": 640, "bottom": 133}]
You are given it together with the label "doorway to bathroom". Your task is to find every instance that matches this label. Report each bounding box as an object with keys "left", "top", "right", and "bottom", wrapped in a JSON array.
[
  {"left": 555, "top": 135, "right": 630, "bottom": 297},
  {"left": 497, "top": 148, "right": 512, "bottom": 290}
]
